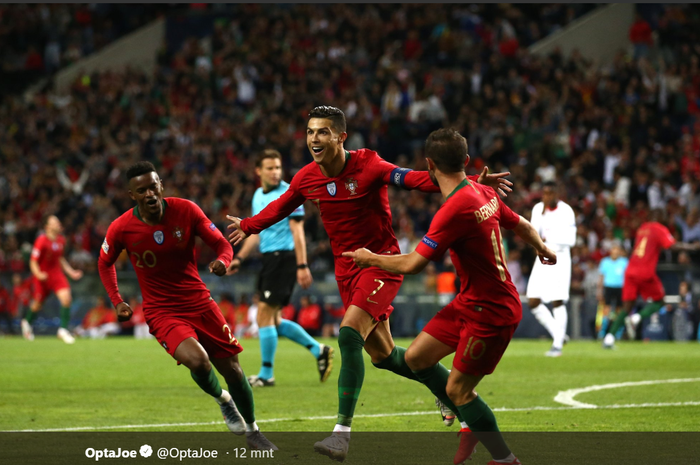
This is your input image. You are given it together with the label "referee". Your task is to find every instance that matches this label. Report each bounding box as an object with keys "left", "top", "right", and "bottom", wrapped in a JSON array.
[{"left": 227, "top": 149, "right": 333, "bottom": 386}]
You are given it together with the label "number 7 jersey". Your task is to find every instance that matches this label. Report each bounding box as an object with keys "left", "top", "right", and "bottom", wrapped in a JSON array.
[{"left": 98, "top": 197, "right": 233, "bottom": 314}]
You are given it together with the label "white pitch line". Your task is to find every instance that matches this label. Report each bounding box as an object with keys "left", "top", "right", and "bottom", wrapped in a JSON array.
[
  {"left": 554, "top": 378, "right": 700, "bottom": 408},
  {"left": 7, "top": 401, "right": 700, "bottom": 433}
]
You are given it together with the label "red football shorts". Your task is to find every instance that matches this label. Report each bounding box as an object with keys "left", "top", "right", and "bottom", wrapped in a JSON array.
[
  {"left": 622, "top": 274, "right": 665, "bottom": 302},
  {"left": 423, "top": 302, "right": 517, "bottom": 376},
  {"left": 337, "top": 267, "right": 403, "bottom": 322},
  {"left": 146, "top": 299, "right": 243, "bottom": 361},
  {"left": 31, "top": 273, "right": 70, "bottom": 303}
]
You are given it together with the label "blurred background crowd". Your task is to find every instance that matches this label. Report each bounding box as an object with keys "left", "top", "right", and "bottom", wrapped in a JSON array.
[{"left": 0, "top": 3, "right": 699, "bottom": 338}]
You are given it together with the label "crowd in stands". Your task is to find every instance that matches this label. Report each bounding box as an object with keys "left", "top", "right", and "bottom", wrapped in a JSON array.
[
  {"left": 0, "top": 4, "right": 699, "bottom": 330},
  {"left": 0, "top": 4, "right": 180, "bottom": 96}
]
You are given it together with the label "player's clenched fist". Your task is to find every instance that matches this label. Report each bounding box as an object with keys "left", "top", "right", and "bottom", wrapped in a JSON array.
[
  {"left": 341, "top": 248, "right": 375, "bottom": 268},
  {"left": 209, "top": 260, "right": 227, "bottom": 276},
  {"left": 116, "top": 301, "right": 133, "bottom": 322}
]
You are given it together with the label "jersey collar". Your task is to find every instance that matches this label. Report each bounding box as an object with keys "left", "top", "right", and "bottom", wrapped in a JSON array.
[
  {"left": 446, "top": 178, "right": 471, "bottom": 201},
  {"left": 133, "top": 199, "right": 168, "bottom": 224}
]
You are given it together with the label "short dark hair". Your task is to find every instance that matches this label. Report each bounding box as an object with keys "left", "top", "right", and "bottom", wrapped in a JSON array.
[
  {"left": 41, "top": 213, "right": 56, "bottom": 227},
  {"left": 308, "top": 105, "right": 347, "bottom": 133},
  {"left": 424, "top": 128, "right": 468, "bottom": 174},
  {"left": 255, "top": 149, "right": 282, "bottom": 168},
  {"left": 543, "top": 181, "right": 557, "bottom": 189},
  {"left": 126, "top": 161, "right": 156, "bottom": 181}
]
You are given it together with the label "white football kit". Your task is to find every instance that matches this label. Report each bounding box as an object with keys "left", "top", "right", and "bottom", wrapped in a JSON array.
[{"left": 526, "top": 200, "right": 576, "bottom": 302}]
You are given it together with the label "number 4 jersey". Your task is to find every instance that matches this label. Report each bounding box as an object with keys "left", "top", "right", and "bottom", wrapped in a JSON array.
[
  {"left": 625, "top": 221, "right": 675, "bottom": 280},
  {"left": 98, "top": 198, "right": 233, "bottom": 315}
]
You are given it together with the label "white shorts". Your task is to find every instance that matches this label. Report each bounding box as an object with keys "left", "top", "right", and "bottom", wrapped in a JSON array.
[{"left": 526, "top": 249, "right": 571, "bottom": 303}]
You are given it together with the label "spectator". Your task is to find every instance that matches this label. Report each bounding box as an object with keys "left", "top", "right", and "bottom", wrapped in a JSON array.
[
  {"left": 296, "top": 295, "right": 322, "bottom": 337},
  {"left": 74, "top": 296, "right": 120, "bottom": 339},
  {"left": 629, "top": 13, "right": 653, "bottom": 59},
  {"left": 322, "top": 299, "right": 344, "bottom": 338}
]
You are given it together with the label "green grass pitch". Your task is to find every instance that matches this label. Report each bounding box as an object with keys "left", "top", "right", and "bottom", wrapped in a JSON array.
[{"left": 1, "top": 337, "right": 699, "bottom": 432}]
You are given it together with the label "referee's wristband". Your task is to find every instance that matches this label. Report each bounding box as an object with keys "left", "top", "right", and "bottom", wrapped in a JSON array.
[{"left": 297, "top": 263, "right": 309, "bottom": 269}]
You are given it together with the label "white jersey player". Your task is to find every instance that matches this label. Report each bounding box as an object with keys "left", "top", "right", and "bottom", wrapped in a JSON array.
[{"left": 526, "top": 181, "right": 576, "bottom": 357}]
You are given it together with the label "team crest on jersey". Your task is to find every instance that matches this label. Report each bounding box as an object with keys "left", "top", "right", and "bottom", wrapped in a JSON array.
[
  {"left": 101, "top": 239, "right": 109, "bottom": 254},
  {"left": 345, "top": 178, "right": 358, "bottom": 195},
  {"left": 172, "top": 227, "right": 184, "bottom": 243},
  {"left": 326, "top": 182, "right": 337, "bottom": 196},
  {"left": 153, "top": 230, "right": 164, "bottom": 245},
  {"left": 52, "top": 242, "right": 59, "bottom": 251}
]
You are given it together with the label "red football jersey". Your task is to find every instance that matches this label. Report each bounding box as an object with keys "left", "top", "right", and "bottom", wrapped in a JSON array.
[
  {"left": 625, "top": 222, "right": 675, "bottom": 280},
  {"left": 415, "top": 180, "right": 522, "bottom": 326},
  {"left": 241, "top": 148, "right": 450, "bottom": 279},
  {"left": 98, "top": 198, "right": 233, "bottom": 315},
  {"left": 31, "top": 234, "right": 66, "bottom": 274}
]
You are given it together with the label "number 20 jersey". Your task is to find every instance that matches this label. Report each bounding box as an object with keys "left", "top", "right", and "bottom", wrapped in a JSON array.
[{"left": 99, "top": 197, "right": 233, "bottom": 315}]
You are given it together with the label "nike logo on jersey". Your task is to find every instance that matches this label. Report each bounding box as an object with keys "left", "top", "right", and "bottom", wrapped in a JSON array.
[
  {"left": 308, "top": 187, "right": 320, "bottom": 193},
  {"left": 132, "top": 240, "right": 144, "bottom": 246}
]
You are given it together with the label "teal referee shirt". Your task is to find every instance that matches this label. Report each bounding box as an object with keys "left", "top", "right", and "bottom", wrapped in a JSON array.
[{"left": 252, "top": 181, "right": 305, "bottom": 253}]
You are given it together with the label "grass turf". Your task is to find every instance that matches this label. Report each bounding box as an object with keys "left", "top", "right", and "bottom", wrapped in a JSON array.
[{"left": 1, "top": 337, "right": 699, "bottom": 432}]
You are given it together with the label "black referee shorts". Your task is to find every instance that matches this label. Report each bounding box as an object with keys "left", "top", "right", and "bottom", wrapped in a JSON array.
[
  {"left": 257, "top": 250, "right": 297, "bottom": 307},
  {"left": 603, "top": 286, "right": 623, "bottom": 306}
]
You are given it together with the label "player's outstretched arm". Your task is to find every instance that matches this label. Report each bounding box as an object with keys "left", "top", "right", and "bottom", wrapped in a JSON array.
[
  {"left": 342, "top": 248, "right": 430, "bottom": 275},
  {"left": 230, "top": 187, "right": 306, "bottom": 242},
  {"left": 513, "top": 216, "right": 557, "bottom": 265},
  {"left": 380, "top": 159, "right": 512, "bottom": 197},
  {"left": 474, "top": 166, "right": 513, "bottom": 198},
  {"left": 226, "top": 215, "right": 247, "bottom": 246}
]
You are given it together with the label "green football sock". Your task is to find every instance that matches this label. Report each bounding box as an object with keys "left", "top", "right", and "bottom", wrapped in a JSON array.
[
  {"left": 607, "top": 309, "right": 629, "bottom": 336},
  {"left": 59, "top": 306, "right": 71, "bottom": 329},
  {"left": 413, "top": 364, "right": 464, "bottom": 423},
  {"left": 25, "top": 309, "right": 37, "bottom": 324},
  {"left": 190, "top": 369, "right": 223, "bottom": 398},
  {"left": 639, "top": 301, "right": 665, "bottom": 319},
  {"left": 456, "top": 395, "right": 511, "bottom": 460},
  {"left": 456, "top": 395, "right": 499, "bottom": 432},
  {"left": 372, "top": 346, "right": 418, "bottom": 381},
  {"left": 337, "top": 326, "right": 365, "bottom": 427},
  {"left": 227, "top": 375, "right": 255, "bottom": 424}
]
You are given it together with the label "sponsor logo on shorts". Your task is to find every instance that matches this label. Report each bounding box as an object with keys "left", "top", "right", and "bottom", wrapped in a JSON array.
[
  {"left": 326, "top": 182, "right": 337, "bottom": 196},
  {"left": 209, "top": 223, "right": 216, "bottom": 231},
  {"left": 101, "top": 239, "right": 109, "bottom": 254},
  {"left": 153, "top": 231, "right": 164, "bottom": 245},
  {"left": 161, "top": 341, "right": 168, "bottom": 350},
  {"left": 421, "top": 236, "right": 438, "bottom": 249}
]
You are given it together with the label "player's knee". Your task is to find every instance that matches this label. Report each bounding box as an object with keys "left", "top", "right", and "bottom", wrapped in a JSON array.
[
  {"left": 404, "top": 346, "right": 429, "bottom": 371},
  {"left": 446, "top": 380, "right": 475, "bottom": 406},
  {"left": 186, "top": 354, "right": 211, "bottom": 375}
]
